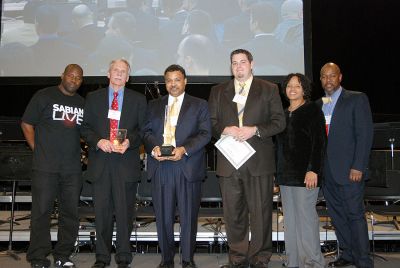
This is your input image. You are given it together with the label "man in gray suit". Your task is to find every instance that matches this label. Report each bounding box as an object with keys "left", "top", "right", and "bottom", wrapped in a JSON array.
[
  {"left": 208, "top": 49, "right": 285, "bottom": 268},
  {"left": 318, "top": 62, "right": 373, "bottom": 268}
]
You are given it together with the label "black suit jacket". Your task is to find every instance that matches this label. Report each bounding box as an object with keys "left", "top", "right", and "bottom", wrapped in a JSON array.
[
  {"left": 81, "top": 87, "right": 147, "bottom": 182},
  {"left": 208, "top": 77, "right": 286, "bottom": 177}
]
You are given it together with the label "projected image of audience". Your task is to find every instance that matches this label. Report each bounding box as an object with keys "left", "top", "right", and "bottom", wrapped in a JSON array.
[{"left": 0, "top": 0, "right": 305, "bottom": 77}]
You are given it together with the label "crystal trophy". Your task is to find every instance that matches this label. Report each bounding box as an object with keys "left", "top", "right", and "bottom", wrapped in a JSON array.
[{"left": 161, "top": 105, "right": 175, "bottom": 156}]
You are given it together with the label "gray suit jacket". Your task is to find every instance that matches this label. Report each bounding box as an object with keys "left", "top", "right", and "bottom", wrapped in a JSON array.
[{"left": 208, "top": 77, "right": 285, "bottom": 177}]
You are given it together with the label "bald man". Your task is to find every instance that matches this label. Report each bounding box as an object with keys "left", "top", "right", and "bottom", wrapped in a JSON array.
[
  {"left": 22, "top": 64, "right": 84, "bottom": 268},
  {"left": 317, "top": 63, "right": 374, "bottom": 268},
  {"left": 66, "top": 4, "right": 104, "bottom": 52},
  {"left": 176, "top": 34, "right": 214, "bottom": 75}
]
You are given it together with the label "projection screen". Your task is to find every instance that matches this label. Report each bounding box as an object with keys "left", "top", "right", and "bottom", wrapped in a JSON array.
[{"left": 0, "top": 0, "right": 307, "bottom": 82}]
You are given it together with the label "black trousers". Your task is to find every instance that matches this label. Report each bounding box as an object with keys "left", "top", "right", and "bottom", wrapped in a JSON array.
[
  {"left": 92, "top": 163, "right": 137, "bottom": 265},
  {"left": 27, "top": 170, "right": 82, "bottom": 265}
]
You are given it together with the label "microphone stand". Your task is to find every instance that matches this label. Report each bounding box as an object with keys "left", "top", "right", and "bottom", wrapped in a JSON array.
[
  {"left": 0, "top": 157, "right": 22, "bottom": 260},
  {"left": 389, "top": 138, "right": 395, "bottom": 169},
  {"left": 154, "top": 81, "right": 161, "bottom": 99},
  {"left": 144, "top": 83, "right": 156, "bottom": 100}
]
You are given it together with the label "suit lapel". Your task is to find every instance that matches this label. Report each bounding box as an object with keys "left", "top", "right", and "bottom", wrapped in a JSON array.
[
  {"left": 330, "top": 89, "right": 346, "bottom": 130},
  {"left": 177, "top": 94, "right": 190, "bottom": 126},
  {"left": 222, "top": 80, "right": 238, "bottom": 116},
  {"left": 101, "top": 88, "right": 111, "bottom": 136},
  {"left": 119, "top": 90, "right": 129, "bottom": 129},
  {"left": 243, "top": 80, "right": 261, "bottom": 124}
]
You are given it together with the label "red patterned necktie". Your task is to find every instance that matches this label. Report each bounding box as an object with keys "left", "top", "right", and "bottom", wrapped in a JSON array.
[{"left": 110, "top": 92, "right": 119, "bottom": 143}]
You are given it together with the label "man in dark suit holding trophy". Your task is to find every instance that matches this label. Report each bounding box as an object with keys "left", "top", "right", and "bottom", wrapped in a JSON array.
[
  {"left": 143, "top": 64, "right": 211, "bottom": 268},
  {"left": 81, "top": 59, "right": 147, "bottom": 268}
]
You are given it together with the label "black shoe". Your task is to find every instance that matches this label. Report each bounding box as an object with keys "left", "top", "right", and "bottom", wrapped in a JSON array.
[
  {"left": 55, "top": 259, "right": 76, "bottom": 268},
  {"left": 31, "top": 264, "right": 49, "bottom": 268},
  {"left": 221, "top": 263, "right": 248, "bottom": 268},
  {"left": 157, "top": 260, "right": 175, "bottom": 268},
  {"left": 91, "top": 261, "right": 107, "bottom": 268},
  {"left": 182, "top": 260, "right": 197, "bottom": 268},
  {"left": 328, "top": 258, "right": 354, "bottom": 267},
  {"left": 250, "top": 261, "right": 269, "bottom": 268},
  {"left": 117, "top": 263, "right": 131, "bottom": 268}
]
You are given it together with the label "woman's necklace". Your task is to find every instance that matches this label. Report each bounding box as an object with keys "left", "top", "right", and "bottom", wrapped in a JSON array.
[{"left": 288, "top": 100, "right": 305, "bottom": 117}]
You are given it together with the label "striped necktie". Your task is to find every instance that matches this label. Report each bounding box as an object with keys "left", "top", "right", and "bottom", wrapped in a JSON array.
[
  {"left": 163, "top": 97, "right": 179, "bottom": 146},
  {"left": 237, "top": 83, "right": 246, "bottom": 127}
]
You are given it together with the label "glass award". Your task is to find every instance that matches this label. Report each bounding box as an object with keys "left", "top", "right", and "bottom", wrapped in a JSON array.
[{"left": 161, "top": 104, "right": 175, "bottom": 156}]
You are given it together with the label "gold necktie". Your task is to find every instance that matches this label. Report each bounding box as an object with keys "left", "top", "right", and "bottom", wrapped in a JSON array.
[
  {"left": 322, "top": 97, "right": 332, "bottom": 104},
  {"left": 237, "top": 83, "right": 246, "bottom": 127},
  {"left": 164, "top": 97, "right": 179, "bottom": 145}
]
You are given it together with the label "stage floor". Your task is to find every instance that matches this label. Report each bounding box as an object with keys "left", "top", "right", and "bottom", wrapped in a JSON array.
[
  {"left": 1, "top": 252, "right": 400, "bottom": 268},
  {"left": 0, "top": 211, "right": 400, "bottom": 268},
  {"left": 1, "top": 210, "right": 400, "bottom": 243},
  {"left": 1, "top": 210, "right": 400, "bottom": 267}
]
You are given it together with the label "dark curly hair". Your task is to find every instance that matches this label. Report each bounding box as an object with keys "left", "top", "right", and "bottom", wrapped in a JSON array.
[{"left": 282, "top": 73, "right": 312, "bottom": 101}]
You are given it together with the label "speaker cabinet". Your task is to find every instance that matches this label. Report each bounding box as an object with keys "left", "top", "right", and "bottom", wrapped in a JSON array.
[
  {"left": 0, "top": 143, "right": 32, "bottom": 181},
  {"left": 367, "top": 150, "right": 399, "bottom": 187}
]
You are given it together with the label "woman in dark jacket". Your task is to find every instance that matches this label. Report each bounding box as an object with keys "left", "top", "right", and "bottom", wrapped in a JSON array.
[{"left": 276, "top": 73, "right": 327, "bottom": 268}]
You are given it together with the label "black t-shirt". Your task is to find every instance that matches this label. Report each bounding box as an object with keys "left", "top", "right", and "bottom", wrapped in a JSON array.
[{"left": 22, "top": 86, "right": 84, "bottom": 173}]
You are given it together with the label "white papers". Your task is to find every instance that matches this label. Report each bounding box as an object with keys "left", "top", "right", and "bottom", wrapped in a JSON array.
[{"left": 215, "top": 135, "right": 256, "bottom": 169}]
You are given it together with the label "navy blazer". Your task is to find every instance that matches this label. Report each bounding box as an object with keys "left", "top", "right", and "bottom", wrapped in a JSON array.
[
  {"left": 317, "top": 88, "right": 373, "bottom": 185},
  {"left": 81, "top": 87, "right": 147, "bottom": 182},
  {"left": 143, "top": 94, "right": 212, "bottom": 182}
]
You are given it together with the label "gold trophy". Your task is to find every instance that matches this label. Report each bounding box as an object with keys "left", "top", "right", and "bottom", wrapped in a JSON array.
[{"left": 113, "top": 128, "right": 127, "bottom": 149}]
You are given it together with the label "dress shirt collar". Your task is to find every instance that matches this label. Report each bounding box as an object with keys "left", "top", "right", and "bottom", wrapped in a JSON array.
[
  {"left": 325, "top": 86, "right": 342, "bottom": 104},
  {"left": 108, "top": 87, "right": 124, "bottom": 110},
  {"left": 168, "top": 92, "right": 185, "bottom": 106},
  {"left": 234, "top": 76, "right": 253, "bottom": 94}
]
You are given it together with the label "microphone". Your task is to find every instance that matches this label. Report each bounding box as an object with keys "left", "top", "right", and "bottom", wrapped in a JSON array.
[{"left": 154, "top": 81, "right": 161, "bottom": 98}]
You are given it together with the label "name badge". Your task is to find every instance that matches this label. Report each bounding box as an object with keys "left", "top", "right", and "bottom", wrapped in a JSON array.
[
  {"left": 108, "top": 109, "right": 121, "bottom": 120},
  {"left": 325, "top": 115, "right": 332, "bottom": 125},
  {"left": 233, "top": 94, "right": 247, "bottom": 105}
]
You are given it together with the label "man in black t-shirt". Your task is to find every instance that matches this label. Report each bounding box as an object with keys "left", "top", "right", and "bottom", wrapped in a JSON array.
[{"left": 21, "top": 64, "right": 84, "bottom": 268}]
